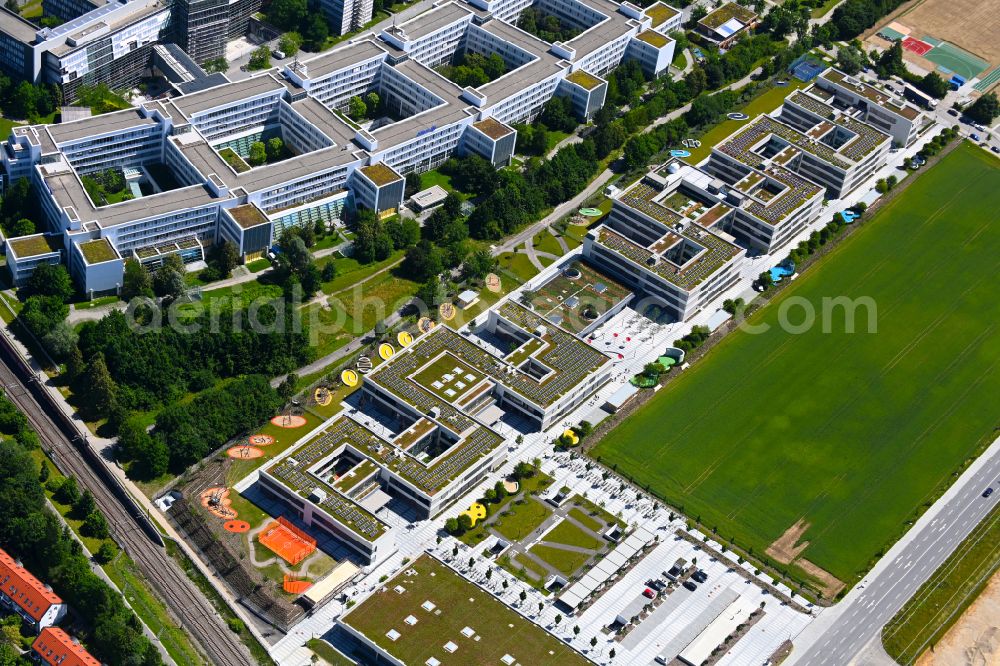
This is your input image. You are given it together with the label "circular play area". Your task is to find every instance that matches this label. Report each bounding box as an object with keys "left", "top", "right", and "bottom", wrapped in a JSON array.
[
  {"left": 249, "top": 434, "right": 275, "bottom": 446},
  {"left": 270, "top": 414, "right": 307, "bottom": 428},
  {"left": 224, "top": 520, "right": 250, "bottom": 533},
  {"left": 579, "top": 207, "right": 603, "bottom": 217},
  {"left": 341, "top": 369, "right": 359, "bottom": 387},
  {"left": 200, "top": 487, "right": 236, "bottom": 519},
  {"left": 378, "top": 343, "right": 395, "bottom": 360},
  {"left": 727, "top": 112, "right": 749, "bottom": 120},
  {"left": 670, "top": 149, "right": 691, "bottom": 158},
  {"left": 227, "top": 445, "right": 265, "bottom": 459}
]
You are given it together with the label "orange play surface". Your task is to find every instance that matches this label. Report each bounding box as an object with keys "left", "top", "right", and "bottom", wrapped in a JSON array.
[
  {"left": 259, "top": 517, "right": 317, "bottom": 565},
  {"left": 270, "top": 415, "right": 307, "bottom": 428},
  {"left": 283, "top": 575, "right": 312, "bottom": 594},
  {"left": 227, "top": 445, "right": 264, "bottom": 459},
  {"left": 224, "top": 520, "right": 250, "bottom": 533},
  {"left": 200, "top": 487, "right": 236, "bottom": 519},
  {"left": 249, "top": 434, "right": 275, "bottom": 446}
]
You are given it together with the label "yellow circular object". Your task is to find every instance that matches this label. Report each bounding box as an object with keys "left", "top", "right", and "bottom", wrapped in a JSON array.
[
  {"left": 378, "top": 343, "right": 395, "bottom": 360},
  {"left": 341, "top": 370, "right": 359, "bottom": 387},
  {"left": 314, "top": 387, "right": 333, "bottom": 406},
  {"left": 562, "top": 429, "right": 580, "bottom": 445},
  {"left": 461, "top": 502, "right": 488, "bottom": 526},
  {"left": 439, "top": 302, "right": 456, "bottom": 321},
  {"left": 397, "top": 331, "right": 413, "bottom": 347},
  {"left": 417, "top": 317, "right": 435, "bottom": 334}
]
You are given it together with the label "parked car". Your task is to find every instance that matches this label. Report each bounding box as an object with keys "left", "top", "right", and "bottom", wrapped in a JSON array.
[
  {"left": 983, "top": 487, "right": 994, "bottom": 498},
  {"left": 992, "top": 146, "right": 1000, "bottom": 154},
  {"left": 973, "top": 122, "right": 986, "bottom": 131},
  {"left": 692, "top": 570, "right": 708, "bottom": 583},
  {"left": 682, "top": 581, "right": 698, "bottom": 592},
  {"left": 947, "top": 108, "right": 959, "bottom": 117},
  {"left": 651, "top": 579, "right": 668, "bottom": 592},
  {"left": 971, "top": 133, "right": 981, "bottom": 141},
  {"left": 272, "top": 49, "right": 286, "bottom": 59},
  {"left": 642, "top": 588, "right": 657, "bottom": 599}
]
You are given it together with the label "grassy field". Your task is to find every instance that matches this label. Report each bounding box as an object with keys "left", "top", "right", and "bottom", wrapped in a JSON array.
[
  {"left": 591, "top": 144, "right": 1000, "bottom": 585},
  {"left": 882, "top": 505, "right": 1000, "bottom": 664},
  {"left": 529, "top": 544, "right": 591, "bottom": 575},
  {"left": 494, "top": 498, "right": 553, "bottom": 541}
]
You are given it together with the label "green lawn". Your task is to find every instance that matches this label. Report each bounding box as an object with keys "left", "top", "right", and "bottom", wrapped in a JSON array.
[
  {"left": 306, "top": 638, "right": 356, "bottom": 665},
  {"left": 494, "top": 498, "right": 553, "bottom": 542},
  {"left": 686, "top": 79, "right": 809, "bottom": 164},
  {"left": 497, "top": 252, "right": 538, "bottom": 285},
  {"left": 529, "top": 544, "right": 592, "bottom": 576},
  {"left": 532, "top": 231, "right": 564, "bottom": 257},
  {"left": 811, "top": 0, "right": 842, "bottom": 18},
  {"left": 591, "top": 144, "right": 1000, "bottom": 586},
  {"left": 419, "top": 169, "right": 454, "bottom": 192},
  {"left": 882, "top": 505, "right": 1000, "bottom": 664},
  {"left": 568, "top": 507, "right": 602, "bottom": 532},
  {"left": 542, "top": 519, "right": 602, "bottom": 550}
]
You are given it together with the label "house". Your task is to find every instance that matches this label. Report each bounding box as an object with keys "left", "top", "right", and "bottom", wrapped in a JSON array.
[
  {"left": 31, "top": 627, "right": 100, "bottom": 666},
  {"left": 0, "top": 548, "right": 66, "bottom": 632}
]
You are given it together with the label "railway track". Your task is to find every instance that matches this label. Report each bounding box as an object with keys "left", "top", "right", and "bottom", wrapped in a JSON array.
[{"left": 0, "top": 333, "right": 253, "bottom": 666}]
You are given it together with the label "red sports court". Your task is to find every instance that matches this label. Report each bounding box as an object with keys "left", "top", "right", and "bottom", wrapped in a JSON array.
[
  {"left": 902, "top": 37, "right": 932, "bottom": 56},
  {"left": 258, "top": 517, "right": 317, "bottom": 565}
]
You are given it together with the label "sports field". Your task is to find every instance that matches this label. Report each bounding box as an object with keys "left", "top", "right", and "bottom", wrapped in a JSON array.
[{"left": 591, "top": 143, "right": 1000, "bottom": 587}]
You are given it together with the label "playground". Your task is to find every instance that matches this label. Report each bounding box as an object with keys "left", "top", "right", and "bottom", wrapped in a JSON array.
[{"left": 259, "top": 517, "right": 318, "bottom": 565}]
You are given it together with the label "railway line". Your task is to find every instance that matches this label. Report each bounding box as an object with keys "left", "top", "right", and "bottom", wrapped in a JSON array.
[{"left": 0, "top": 330, "right": 253, "bottom": 666}]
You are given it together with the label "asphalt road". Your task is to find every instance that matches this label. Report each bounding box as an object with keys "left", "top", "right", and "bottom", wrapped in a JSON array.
[
  {"left": 789, "top": 437, "right": 1000, "bottom": 666},
  {"left": 0, "top": 331, "right": 252, "bottom": 666}
]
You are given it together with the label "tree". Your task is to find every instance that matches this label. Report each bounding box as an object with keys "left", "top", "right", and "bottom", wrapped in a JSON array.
[
  {"left": 248, "top": 141, "right": 267, "bottom": 166},
  {"left": 916, "top": 72, "right": 949, "bottom": 99},
  {"left": 72, "top": 490, "right": 96, "bottom": 520},
  {"left": 268, "top": 0, "right": 307, "bottom": 29},
  {"left": 590, "top": 636, "right": 597, "bottom": 648},
  {"left": 27, "top": 263, "right": 74, "bottom": 302},
  {"left": 278, "top": 32, "right": 302, "bottom": 57},
  {"left": 519, "top": 590, "right": 527, "bottom": 603},
  {"left": 266, "top": 137, "right": 285, "bottom": 162},
  {"left": 202, "top": 57, "right": 228, "bottom": 73},
  {"left": 348, "top": 96, "right": 367, "bottom": 120},
  {"left": 874, "top": 41, "right": 904, "bottom": 79},
  {"left": 9, "top": 217, "right": 33, "bottom": 236},
  {"left": 539, "top": 96, "right": 577, "bottom": 133},
  {"left": 462, "top": 249, "right": 496, "bottom": 280},
  {"left": 121, "top": 259, "right": 153, "bottom": 300},
  {"left": 405, "top": 171, "right": 422, "bottom": 198},
  {"left": 836, "top": 44, "right": 867, "bottom": 75},
  {"left": 95, "top": 541, "right": 117, "bottom": 564},
  {"left": 86, "top": 353, "right": 118, "bottom": 416},
  {"left": 365, "top": 92, "right": 380, "bottom": 114},
  {"left": 19, "top": 295, "right": 68, "bottom": 343},
  {"left": 215, "top": 240, "right": 240, "bottom": 278},
  {"left": 966, "top": 92, "right": 999, "bottom": 124},
  {"left": 152, "top": 263, "right": 185, "bottom": 300},
  {"left": 445, "top": 517, "right": 460, "bottom": 534},
  {"left": 573, "top": 625, "right": 580, "bottom": 636},
  {"left": 457, "top": 513, "right": 473, "bottom": 532},
  {"left": 82, "top": 511, "right": 109, "bottom": 539},
  {"left": 248, "top": 46, "right": 271, "bottom": 71},
  {"left": 401, "top": 240, "right": 444, "bottom": 282},
  {"left": 303, "top": 13, "right": 329, "bottom": 50},
  {"left": 54, "top": 476, "right": 80, "bottom": 505}
]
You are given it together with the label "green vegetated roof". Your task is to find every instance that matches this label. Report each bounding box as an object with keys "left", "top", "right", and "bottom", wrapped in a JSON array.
[
  {"left": 362, "top": 163, "right": 403, "bottom": 186},
  {"left": 228, "top": 204, "right": 270, "bottom": 229},
  {"left": 636, "top": 30, "right": 670, "bottom": 48},
  {"left": 8, "top": 234, "right": 62, "bottom": 258},
  {"left": 474, "top": 117, "right": 514, "bottom": 139},
  {"left": 644, "top": 2, "right": 678, "bottom": 28},
  {"left": 79, "top": 238, "right": 118, "bottom": 264},
  {"left": 566, "top": 69, "right": 603, "bottom": 91},
  {"left": 341, "top": 554, "right": 589, "bottom": 666},
  {"left": 700, "top": 2, "right": 757, "bottom": 29},
  {"left": 218, "top": 146, "right": 250, "bottom": 173},
  {"left": 266, "top": 418, "right": 389, "bottom": 540},
  {"left": 787, "top": 90, "right": 889, "bottom": 160}
]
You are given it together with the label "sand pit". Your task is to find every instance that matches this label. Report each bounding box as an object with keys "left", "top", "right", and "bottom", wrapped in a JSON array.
[
  {"left": 915, "top": 569, "right": 1000, "bottom": 666},
  {"left": 227, "top": 445, "right": 264, "bottom": 459},
  {"left": 200, "top": 487, "right": 236, "bottom": 519},
  {"left": 249, "top": 434, "right": 275, "bottom": 446},
  {"left": 271, "top": 414, "right": 307, "bottom": 428},
  {"left": 767, "top": 519, "right": 811, "bottom": 563}
]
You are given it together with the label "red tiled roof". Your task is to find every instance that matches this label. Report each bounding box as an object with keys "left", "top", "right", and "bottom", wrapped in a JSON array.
[
  {"left": 32, "top": 628, "right": 101, "bottom": 666},
  {"left": 0, "top": 547, "right": 62, "bottom": 622}
]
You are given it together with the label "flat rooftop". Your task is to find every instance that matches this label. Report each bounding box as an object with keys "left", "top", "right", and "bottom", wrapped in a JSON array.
[
  {"left": 644, "top": 2, "right": 678, "bottom": 28},
  {"left": 341, "top": 554, "right": 589, "bottom": 666},
  {"left": 79, "top": 237, "right": 118, "bottom": 263},
  {"left": 45, "top": 108, "right": 159, "bottom": 145},
  {"left": 292, "top": 39, "right": 387, "bottom": 80},
  {"left": 820, "top": 69, "right": 920, "bottom": 121},
  {"left": 786, "top": 90, "right": 890, "bottom": 161},
  {"left": 472, "top": 117, "right": 513, "bottom": 139},
  {"left": 718, "top": 114, "right": 852, "bottom": 170},
  {"left": 8, "top": 234, "right": 62, "bottom": 258},
  {"left": 171, "top": 74, "right": 286, "bottom": 117},
  {"left": 391, "top": 1, "right": 471, "bottom": 42}
]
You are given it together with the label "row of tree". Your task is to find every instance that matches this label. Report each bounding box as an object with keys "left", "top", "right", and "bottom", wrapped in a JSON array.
[{"left": 0, "top": 395, "right": 162, "bottom": 665}]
